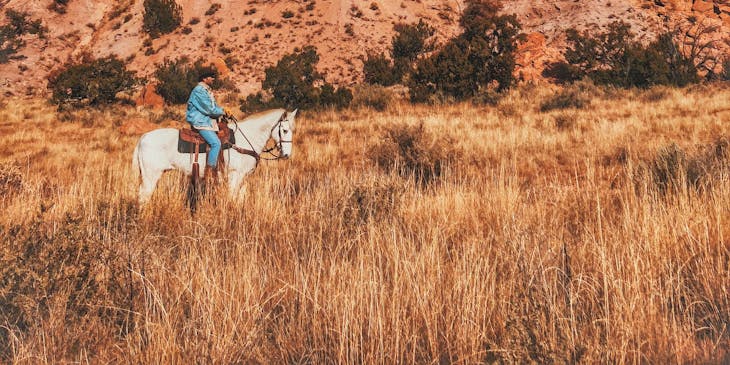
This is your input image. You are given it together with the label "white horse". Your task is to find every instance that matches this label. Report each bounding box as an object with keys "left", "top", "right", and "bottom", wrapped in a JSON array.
[{"left": 132, "top": 108, "right": 296, "bottom": 203}]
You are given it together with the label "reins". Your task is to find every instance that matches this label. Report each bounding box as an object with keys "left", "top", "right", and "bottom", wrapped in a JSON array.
[{"left": 226, "top": 111, "right": 289, "bottom": 165}]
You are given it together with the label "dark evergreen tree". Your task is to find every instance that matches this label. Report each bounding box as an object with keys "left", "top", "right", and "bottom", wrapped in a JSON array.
[
  {"left": 564, "top": 21, "right": 700, "bottom": 88},
  {"left": 363, "top": 19, "right": 435, "bottom": 86},
  {"left": 143, "top": 0, "right": 182, "bottom": 38},
  {"left": 408, "top": 0, "right": 523, "bottom": 102},
  {"left": 155, "top": 58, "right": 219, "bottom": 104}
]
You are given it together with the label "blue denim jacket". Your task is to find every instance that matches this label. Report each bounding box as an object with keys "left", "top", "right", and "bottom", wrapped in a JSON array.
[{"left": 186, "top": 83, "right": 223, "bottom": 128}]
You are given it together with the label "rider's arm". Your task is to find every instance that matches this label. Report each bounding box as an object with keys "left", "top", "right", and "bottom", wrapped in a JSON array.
[{"left": 191, "top": 87, "right": 224, "bottom": 118}]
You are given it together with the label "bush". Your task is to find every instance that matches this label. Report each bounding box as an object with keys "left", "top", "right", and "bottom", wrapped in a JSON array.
[
  {"left": 368, "top": 123, "right": 458, "bottom": 186},
  {"left": 351, "top": 84, "right": 393, "bottom": 111},
  {"left": 143, "top": 0, "right": 182, "bottom": 38},
  {"left": 239, "top": 91, "right": 280, "bottom": 114},
  {"left": 343, "top": 177, "right": 405, "bottom": 225},
  {"left": 205, "top": 3, "right": 221, "bottom": 16},
  {"left": 407, "top": 0, "right": 523, "bottom": 102},
  {"left": 362, "top": 19, "right": 434, "bottom": 87},
  {"left": 318, "top": 84, "right": 353, "bottom": 110},
  {"left": 154, "top": 57, "right": 219, "bottom": 104},
  {"left": 542, "top": 61, "right": 582, "bottom": 84},
  {"left": 0, "top": 10, "right": 47, "bottom": 63},
  {"left": 391, "top": 19, "right": 434, "bottom": 62},
  {"left": 635, "top": 139, "right": 730, "bottom": 195},
  {"left": 0, "top": 211, "right": 136, "bottom": 360},
  {"left": 564, "top": 21, "right": 701, "bottom": 88},
  {"left": 48, "top": 55, "right": 138, "bottom": 107},
  {"left": 49, "top": 0, "right": 71, "bottom": 13},
  {"left": 363, "top": 52, "right": 400, "bottom": 86},
  {"left": 539, "top": 87, "right": 589, "bottom": 112},
  {"left": 262, "top": 46, "right": 320, "bottom": 109},
  {"left": 258, "top": 45, "right": 352, "bottom": 110}
]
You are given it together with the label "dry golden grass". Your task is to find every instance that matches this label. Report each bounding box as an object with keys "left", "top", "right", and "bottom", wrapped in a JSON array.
[{"left": 1, "top": 83, "right": 729, "bottom": 363}]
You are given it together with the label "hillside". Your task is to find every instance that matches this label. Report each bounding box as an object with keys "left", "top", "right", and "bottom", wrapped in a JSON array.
[{"left": 0, "top": 0, "right": 728, "bottom": 98}]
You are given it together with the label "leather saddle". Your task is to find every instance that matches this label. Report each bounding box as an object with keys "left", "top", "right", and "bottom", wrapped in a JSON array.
[{"left": 177, "top": 120, "right": 236, "bottom": 154}]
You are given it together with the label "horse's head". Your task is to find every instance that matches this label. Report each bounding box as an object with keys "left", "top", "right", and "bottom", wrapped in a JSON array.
[{"left": 272, "top": 109, "right": 297, "bottom": 159}]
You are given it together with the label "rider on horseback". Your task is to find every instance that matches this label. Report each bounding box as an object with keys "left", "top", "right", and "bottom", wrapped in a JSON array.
[{"left": 185, "top": 68, "right": 234, "bottom": 184}]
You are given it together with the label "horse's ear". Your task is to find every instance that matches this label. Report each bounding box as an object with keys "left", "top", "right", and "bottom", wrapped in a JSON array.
[{"left": 290, "top": 109, "right": 298, "bottom": 129}]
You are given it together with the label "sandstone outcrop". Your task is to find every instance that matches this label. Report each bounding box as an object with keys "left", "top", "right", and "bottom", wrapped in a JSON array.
[{"left": 134, "top": 83, "right": 165, "bottom": 109}]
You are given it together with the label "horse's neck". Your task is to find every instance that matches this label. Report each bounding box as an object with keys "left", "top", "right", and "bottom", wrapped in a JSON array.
[{"left": 235, "top": 116, "right": 275, "bottom": 152}]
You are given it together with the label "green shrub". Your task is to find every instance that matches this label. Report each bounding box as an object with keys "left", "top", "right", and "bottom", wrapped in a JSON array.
[
  {"left": 49, "top": 0, "right": 70, "bottom": 13},
  {"left": 362, "top": 52, "right": 400, "bottom": 86},
  {"left": 539, "top": 87, "right": 589, "bottom": 112},
  {"left": 48, "top": 55, "right": 138, "bottom": 107},
  {"left": 318, "top": 84, "right": 353, "bottom": 110},
  {"left": 0, "top": 10, "right": 47, "bottom": 63},
  {"left": 542, "top": 61, "right": 582, "bottom": 84},
  {"left": 391, "top": 19, "right": 434, "bottom": 62},
  {"left": 564, "top": 21, "right": 701, "bottom": 88},
  {"left": 409, "top": 38, "right": 474, "bottom": 102},
  {"left": 262, "top": 46, "right": 320, "bottom": 109},
  {"left": 362, "top": 19, "right": 434, "bottom": 87},
  {"left": 239, "top": 92, "right": 280, "bottom": 114},
  {"left": 258, "top": 45, "right": 351, "bottom": 110},
  {"left": 143, "top": 0, "right": 182, "bottom": 38},
  {"left": 205, "top": 3, "right": 221, "bottom": 16},
  {"left": 407, "top": 0, "right": 523, "bottom": 102},
  {"left": 352, "top": 84, "right": 393, "bottom": 111},
  {"left": 154, "top": 57, "right": 218, "bottom": 104}
]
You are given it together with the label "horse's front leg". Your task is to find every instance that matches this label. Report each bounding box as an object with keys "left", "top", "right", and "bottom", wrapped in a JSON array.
[{"left": 227, "top": 169, "right": 247, "bottom": 201}]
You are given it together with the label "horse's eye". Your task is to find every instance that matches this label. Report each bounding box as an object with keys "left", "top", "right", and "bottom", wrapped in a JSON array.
[{"left": 282, "top": 129, "right": 289, "bottom": 134}]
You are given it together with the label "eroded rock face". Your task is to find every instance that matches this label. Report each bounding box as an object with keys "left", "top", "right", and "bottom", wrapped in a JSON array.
[
  {"left": 515, "top": 32, "right": 547, "bottom": 82},
  {"left": 134, "top": 84, "right": 164, "bottom": 109}
]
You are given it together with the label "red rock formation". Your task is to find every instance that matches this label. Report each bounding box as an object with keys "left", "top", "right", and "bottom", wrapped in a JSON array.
[
  {"left": 135, "top": 83, "right": 165, "bottom": 109},
  {"left": 515, "top": 32, "right": 547, "bottom": 82}
]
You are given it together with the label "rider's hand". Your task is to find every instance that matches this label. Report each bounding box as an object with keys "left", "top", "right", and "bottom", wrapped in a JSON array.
[{"left": 223, "top": 107, "right": 235, "bottom": 117}]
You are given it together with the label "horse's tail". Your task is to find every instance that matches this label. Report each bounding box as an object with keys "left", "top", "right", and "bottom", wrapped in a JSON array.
[{"left": 131, "top": 140, "right": 141, "bottom": 181}]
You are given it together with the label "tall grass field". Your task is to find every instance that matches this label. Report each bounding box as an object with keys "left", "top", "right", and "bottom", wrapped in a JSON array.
[{"left": 0, "top": 83, "right": 729, "bottom": 363}]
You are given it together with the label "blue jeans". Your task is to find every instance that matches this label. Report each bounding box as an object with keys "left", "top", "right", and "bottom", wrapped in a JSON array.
[{"left": 198, "top": 130, "right": 221, "bottom": 168}]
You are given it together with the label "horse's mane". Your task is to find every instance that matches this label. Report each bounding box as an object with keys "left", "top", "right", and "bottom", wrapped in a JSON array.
[{"left": 240, "top": 108, "right": 285, "bottom": 123}]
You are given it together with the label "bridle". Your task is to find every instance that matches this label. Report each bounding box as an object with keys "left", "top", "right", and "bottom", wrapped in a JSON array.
[
  {"left": 227, "top": 111, "right": 291, "bottom": 164},
  {"left": 261, "top": 111, "right": 292, "bottom": 160}
]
